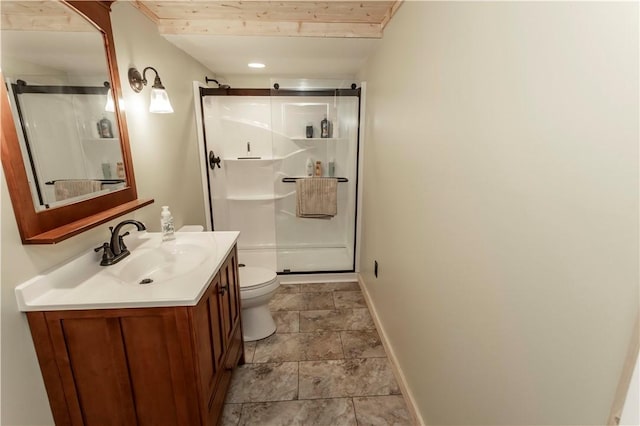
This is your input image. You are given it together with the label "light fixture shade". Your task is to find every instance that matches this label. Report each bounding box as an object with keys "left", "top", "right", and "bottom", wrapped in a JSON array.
[
  {"left": 149, "top": 87, "right": 174, "bottom": 113},
  {"left": 104, "top": 88, "right": 115, "bottom": 112}
]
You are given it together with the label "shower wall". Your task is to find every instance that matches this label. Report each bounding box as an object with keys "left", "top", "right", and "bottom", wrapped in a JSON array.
[{"left": 201, "top": 91, "right": 360, "bottom": 273}]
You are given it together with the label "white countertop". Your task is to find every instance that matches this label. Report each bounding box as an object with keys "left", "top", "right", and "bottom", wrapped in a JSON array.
[{"left": 15, "top": 231, "right": 239, "bottom": 311}]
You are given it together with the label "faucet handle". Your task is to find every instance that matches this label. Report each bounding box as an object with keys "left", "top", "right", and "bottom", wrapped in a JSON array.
[
  {"left": 94, "top": 243, "right": 115, "bottom": 266},
  {"left": 94, "top": 242, "right": 109, "bottom": 253},
  {"left": 118, "top": 231, "right": 130, "bottom": 252}
]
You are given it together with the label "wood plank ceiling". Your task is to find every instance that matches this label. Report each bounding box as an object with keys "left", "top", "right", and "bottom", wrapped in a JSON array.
[
  {"left": 131, "top": 1, "right": 403, "bottom": 38},
  {"left": 1, "top": 1, "right": 96, "bottom": 32}
]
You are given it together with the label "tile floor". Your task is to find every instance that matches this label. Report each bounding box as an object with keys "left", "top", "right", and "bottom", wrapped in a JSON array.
[{"left": 222, "top": 282, "right": 412, "bottom": 426}]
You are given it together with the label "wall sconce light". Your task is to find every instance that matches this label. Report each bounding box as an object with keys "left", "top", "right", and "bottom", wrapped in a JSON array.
[
  {"left": 128, "top": 66, "right": 174, "bottom": 114},
  {"left": 104, "top": 81, "right": 115, "bottom": 112}
]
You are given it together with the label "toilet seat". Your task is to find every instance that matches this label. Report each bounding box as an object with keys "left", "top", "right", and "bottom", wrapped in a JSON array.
[{"left": 239, "top": 266, "right": 278, "bottom": 291}]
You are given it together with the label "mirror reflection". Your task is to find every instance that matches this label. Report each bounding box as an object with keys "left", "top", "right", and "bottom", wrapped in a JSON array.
[{"left": 1, "top": 1, "right": 126, "bottom": 210}]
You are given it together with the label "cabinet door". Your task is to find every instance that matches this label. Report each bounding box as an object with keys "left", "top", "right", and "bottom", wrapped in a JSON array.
[
  {"left": 42, "top": 314, "right": 138, "bottom": 426},
  {"left": 119, "top": 308, "right": 200, "bottom": 426},
  {"left": 191, "top": 274, "right": 226, "bottom": 409},
  {"left": 36, "top": 309, "right": 200, "bottom": 426},
  {"left": 228, "top": 247, "right": 241, "bottom": 333},
  {"left": 220, "top": 248, "right": 240, "bottom": 344}
]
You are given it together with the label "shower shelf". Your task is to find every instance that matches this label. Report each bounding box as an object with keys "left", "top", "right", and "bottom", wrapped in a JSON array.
[
  {"left": 282, "top": 177, "right": 349, "bottom": 183},
  {"left": 82, "top": 138, "right": 119, "bottom": 143},
  {"left": 223, "top": 147, "right": 312, "bottom": 163},
  {"left": 223, "top": 157, "right": 273, "bottom": 163},
  {"left": 290, "top": 137, "right": 345, "bottom": 142},
  {"left": 226, "top": 191, "right": 296, "bottom": 201}
]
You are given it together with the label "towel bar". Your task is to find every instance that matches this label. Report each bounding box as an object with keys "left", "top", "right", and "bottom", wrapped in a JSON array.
[
  {"left": 45, "top": 179, "right": 125, "bottom": 185},
  {"left": 282, "top": 177, "right": 348, "bottom": 183}
]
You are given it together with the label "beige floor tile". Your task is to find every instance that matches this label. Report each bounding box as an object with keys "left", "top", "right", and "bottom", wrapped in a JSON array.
[
  {"left": 273, "top": 311, "right": 300, "bottom": 333},
  {"left": 253, "top": 332, "right": 343, "bottom": 363},
  {"left": 341, "top": 330, "right": 386, "bottom": 358},
  {"left": 299, "top": 358, "right": 400, "bottom": 399},
  {"left": 269, "top": 292, "right": 334, "bottom": 311},
  {"left": 333, "top": 291, "right": 367, "bottom": 309},
  {"left": 220, "top": 403, "right": 242, "bottom": 426},
  {"left": 230, "top": 280, "right": 406, "bottom": 424},
  {"left": 278, "top": 284, "right": 301, "bottom": 294},
  {"left": 226, "top": 362, "right": 298, "bottom": 403},
  {"left": 353, "top": 395, "right": 412, "bottom": 426},
  {"left": 300, "top": 309, "right": 375, "bottom": 332},
  {"left": 239, "top": 399, "right": 357, "bottom": 426},
  {"left": 243, "top": 341, "right": 256, "bottom": 363},
  {"left": 299, "top": 282, "right": 360, "bottom": 292}
]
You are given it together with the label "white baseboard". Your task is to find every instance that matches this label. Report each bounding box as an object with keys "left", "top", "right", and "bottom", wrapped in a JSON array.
[
  {"left": 358, "top": 273, "right": 426, "bottom": 426},
  {"left": 279, "top": 272, "right": 358, "bottom": 284}
]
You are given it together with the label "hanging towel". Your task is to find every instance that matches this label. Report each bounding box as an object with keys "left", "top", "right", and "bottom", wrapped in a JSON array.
[
  {"left": 296, "top": 177, "right": 338, "bottom": 218},
  {"left": 54, "top": 180, "right": 103, "bottom": 201}
]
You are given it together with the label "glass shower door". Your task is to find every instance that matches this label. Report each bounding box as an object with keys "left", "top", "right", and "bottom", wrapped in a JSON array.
[{"left": 270, "top": 79, "right": 360, "bottom": 273}]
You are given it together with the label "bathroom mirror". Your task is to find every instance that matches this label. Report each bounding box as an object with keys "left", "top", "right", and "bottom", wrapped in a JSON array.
[{"left": 1, "top": 1, "right": 152, "bottom": 244}]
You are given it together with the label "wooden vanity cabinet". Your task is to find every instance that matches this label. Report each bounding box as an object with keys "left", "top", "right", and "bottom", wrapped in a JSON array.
[{"left": 26, "top": 246, "right": 243, "bottom": 426}]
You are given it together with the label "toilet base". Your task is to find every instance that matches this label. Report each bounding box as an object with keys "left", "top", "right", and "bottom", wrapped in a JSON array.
[{"left": 242, "top": 304, "right": 276, "bottom": 341}]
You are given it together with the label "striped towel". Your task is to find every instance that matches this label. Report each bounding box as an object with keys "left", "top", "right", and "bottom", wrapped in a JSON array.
[
  {"left": 54, "top": 180, "right": 103, "bottom": 201},
  {"left": 296, "top": 178, "right": 338, "bottom": 218}
]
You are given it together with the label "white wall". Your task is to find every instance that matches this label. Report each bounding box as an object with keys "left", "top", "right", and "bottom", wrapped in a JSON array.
[
  {"left": 0, "top": 3, "right": 212, "bottom": 424},
  {"left": 358, "top": 2, "right": 638, "bottom": 425}
]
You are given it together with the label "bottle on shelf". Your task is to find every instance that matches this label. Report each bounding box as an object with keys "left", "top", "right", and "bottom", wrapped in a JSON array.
[
  {"left": 101, "top": 161, "right": 112, "bottom": 179},
  {"left": 306, "top": 158, "right": 314, "bottom": 176},
  {"left": 315, "top": 161, "right": 323, "bottom": 177},
  {"left": 116, "top": 162, "right": 125, "bottom": 179},
  {"left": 97, "top": 116, "right": 113, "bottom": 138},
  {"left": 321, "top": 116, "right": 330, "bottom": 138},
  {"left": 160, "top": 206, "right": 176, "bottom": 241},
  {"left": 328, "top": 158, "right": 335, "bottom": 177},
  {"left": 306, "top": 125, "right": 314, "bottom": 138}
]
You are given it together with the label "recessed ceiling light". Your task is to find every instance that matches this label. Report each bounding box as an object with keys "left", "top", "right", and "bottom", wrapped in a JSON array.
[{"left": 248, "top": 62, "right": 266, "bottom": 69}]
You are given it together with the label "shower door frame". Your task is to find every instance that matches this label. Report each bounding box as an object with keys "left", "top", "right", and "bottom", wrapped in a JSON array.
[{"left": 197, "top": 86, "right": 362, "bottom": 275}]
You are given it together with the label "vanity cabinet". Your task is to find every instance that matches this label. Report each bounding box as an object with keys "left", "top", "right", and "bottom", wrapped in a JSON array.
[{"left": 26, "top": 246, "right": 243, "bottom": 426}]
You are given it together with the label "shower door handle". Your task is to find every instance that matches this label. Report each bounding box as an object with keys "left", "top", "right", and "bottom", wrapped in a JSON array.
[{"left": 209, "top": 151, "right": 221, "bottom": 169}]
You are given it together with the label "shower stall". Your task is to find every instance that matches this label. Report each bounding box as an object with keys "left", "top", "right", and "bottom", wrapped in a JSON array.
[{"left": 195, "top": 79, "right": 362, "bottom": 275}]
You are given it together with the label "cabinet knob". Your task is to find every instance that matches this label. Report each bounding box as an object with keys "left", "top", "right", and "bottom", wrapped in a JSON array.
[{"left": 218, "top": 284, "right": 229, "bottom": 295}]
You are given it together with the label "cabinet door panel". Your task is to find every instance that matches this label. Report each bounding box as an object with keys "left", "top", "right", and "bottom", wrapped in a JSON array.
[
  {"left": 221, "top": 249, "right": 242, "bottom": 344},
  {"left": 228, "top": 249, "right": 240, "bottom": 332},
  {"left": 120, "top": 311, "right": 198, "bottom": 426},
  {"left": 192, "top": 276, "right": 225, "bottom": 406},
  {"left": 207, "top": 366, "right": 232, "bottom": 426},
  {"left": 211, "top": 279, "right": 226, "bottom": 367},
  {"left": 55, "top": 317, "right": 136, "bottom": 426},
  {"left": 27, "top": 312, "right": 75, "bottom": 425},
  {"left": 220, "top": 261, "right": 233, "bottom": 344}
]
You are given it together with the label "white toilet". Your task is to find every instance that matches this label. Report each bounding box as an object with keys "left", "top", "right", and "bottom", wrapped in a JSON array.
[
  {"left": 178, "top": 226, "right": 280, "bottom": 341},
  {"left": 239, "top": 266, "right": 280, "bottom": 341}
]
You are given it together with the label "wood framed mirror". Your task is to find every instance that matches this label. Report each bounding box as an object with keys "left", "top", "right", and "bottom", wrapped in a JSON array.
[{"left": 1, "top": 1, "right": 152, "bottom": 244}]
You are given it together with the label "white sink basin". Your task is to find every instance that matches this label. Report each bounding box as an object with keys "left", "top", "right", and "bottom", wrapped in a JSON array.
[
  {"left": 110, "top": 241, "right": 211, "bottom": 285},
  {"left": 15, "top": 231, "right": 239, "bottom": 311}
]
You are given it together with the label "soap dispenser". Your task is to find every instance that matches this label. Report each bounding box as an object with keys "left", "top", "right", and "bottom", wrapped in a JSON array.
[{"left": 160, "top": 206, "right": 175, "bottom": 241}]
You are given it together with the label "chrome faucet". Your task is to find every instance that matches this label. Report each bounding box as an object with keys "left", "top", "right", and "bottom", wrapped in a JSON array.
[{"left": 94, "top": 219, "right": 146, "bottom": 266}]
